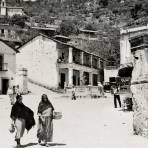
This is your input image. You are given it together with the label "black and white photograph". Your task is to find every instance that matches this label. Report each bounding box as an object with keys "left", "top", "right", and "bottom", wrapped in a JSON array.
[{"left": 0, "top": 0, "right": 148, "bottom": 147}]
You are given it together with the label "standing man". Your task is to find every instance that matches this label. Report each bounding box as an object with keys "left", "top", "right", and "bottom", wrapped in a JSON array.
[{"left": 111, "top": 85, "right": 121, "bottom": 108}]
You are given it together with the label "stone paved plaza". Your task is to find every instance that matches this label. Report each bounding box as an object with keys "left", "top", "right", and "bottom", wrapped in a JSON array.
[{"left": 0, "top": 92, "right": 148, "bottom": 148}]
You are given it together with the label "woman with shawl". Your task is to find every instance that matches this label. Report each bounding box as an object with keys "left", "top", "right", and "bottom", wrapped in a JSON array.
[
  {"left": 10, "top": 94, "right": 35, "bottom": 147},
  {"left": 37, "top": 94, "right": 55, "bottom": 145}
]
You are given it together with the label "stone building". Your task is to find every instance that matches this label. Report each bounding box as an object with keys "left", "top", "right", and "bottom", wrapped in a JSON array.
[
  {"left": 0, "top": 40, "right": 18, "bottom": 94},
  {"left": 0, "top": 0, "right": 24, "bottom": 17},
  {"left": 0, "top": 24, "right": 21, "bottom": 41},
  {"left": 0, "top": 24, "right": 23, "bottom": 49},
  {"left": 16, "top": 34, "right": 106, "bottom": 89},
  {"left": 31, "top": 25, "right": 59, "bottom": 37}
]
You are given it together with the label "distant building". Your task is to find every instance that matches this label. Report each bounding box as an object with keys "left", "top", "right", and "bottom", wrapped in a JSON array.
[
  {"left": 0, "top": 24, "right": 22, "bottom": 48},
  {"left": 78, "top": 29, "right": 98, "bottom": 40},
  {"left": 16, "top": 34, "right": 106, "bottom": 89},
  {"left": 0, "top": 40, "right": 18, "bottom": 94},
  {"left": 0, "top": 0, "right": 24, "bottom": 17},
  {"left": 54, "top": 35, "right": 70, "bottom": 43},
  {"left": 0, "top": 24, "right": 21, "bottom": 41},
  {"left": 69, "top": 29, "right": 107, "bottom": 61},
  {"left": 31, "top": 24, "right": 59, "bottom": 37}
]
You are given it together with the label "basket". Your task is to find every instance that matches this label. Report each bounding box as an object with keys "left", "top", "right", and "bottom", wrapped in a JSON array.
[
  {"left": 9, "top": 124, "right": 15, "bottom": 133},
  {"left": 53, "top": 112, "right": 62, "bottom": 120}
]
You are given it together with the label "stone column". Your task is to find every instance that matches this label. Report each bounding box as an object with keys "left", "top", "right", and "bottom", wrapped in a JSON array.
[
  {"left": 81, "top": 51, "right": 84, "bottom": 65},
  {"left": 130, "top": 34, "right": 148, "bottom": 137},
  {"left": 68, "top": 47, "right": 73, "bottom": 63},
  {"left": 90, "top": 55, "right": 93, "bottom": 68},
  {"left": 68, "top": 68, "right": 73, "bottom": 87},
  {"left": 80, "top": 70, "right": 84, "bottom": 86},
  {"left": 89, "top": 73, "right": 93, "bottom": 85}
]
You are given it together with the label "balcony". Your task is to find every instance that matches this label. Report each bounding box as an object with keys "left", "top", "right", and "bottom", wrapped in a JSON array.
[{"left": 0, "top": 63, "right": 8, "bottom": 71}]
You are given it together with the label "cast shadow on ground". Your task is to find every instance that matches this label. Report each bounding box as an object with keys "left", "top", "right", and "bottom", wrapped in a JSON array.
[
  {"left": 21, "top": 142, "right": 38, "bottom": 147},
  {"left": 41, "top": 143, "right": 67, "bottom": 147},
  {"left": 118, "top": 108, "right": 133, "bottom": 112}
]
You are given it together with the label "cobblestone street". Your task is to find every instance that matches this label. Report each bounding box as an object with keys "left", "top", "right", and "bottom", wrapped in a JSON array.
[{"left": 0, "top": 93, "right": 148, "bottom": 148}]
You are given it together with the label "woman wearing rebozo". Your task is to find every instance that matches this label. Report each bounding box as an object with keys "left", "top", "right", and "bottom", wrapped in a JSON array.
[
  {"left": 10, "top": 94, "right": 35, "bottom": 147},
  {"left": 37, "top": 94, "right": 55, "bottom": 146}
]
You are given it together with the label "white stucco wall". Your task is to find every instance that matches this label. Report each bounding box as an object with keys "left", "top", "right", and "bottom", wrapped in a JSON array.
[
  {"left": 7, "top": 9, "right": 24, "bottom": 17},
  {"left": 1, "top": 7, "right": 6, "bottom": 16},
  {"left": 16, "top": 36, "right": 59, "bottom": 88},
  {"left": 104, "top": 69, "right": 118, "bottom": 83},
  {"left": 0, "top": 41, "right": 16, "bottom": 91},
  {"left": 120, "top": 34, "right": 132, "bottom": 65}
]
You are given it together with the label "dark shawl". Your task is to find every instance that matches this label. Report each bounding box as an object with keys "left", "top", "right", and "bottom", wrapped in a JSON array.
[
  {"left": 38, "top": 100, "right": 54, "bottom": 114},
  {"left": 10, "top": 101, "right": 35, "bottom": 131}
]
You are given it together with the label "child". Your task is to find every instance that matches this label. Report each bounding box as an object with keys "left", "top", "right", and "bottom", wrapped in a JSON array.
[{"left": 71, "top": 85, "right": 76, "bottom": 100}]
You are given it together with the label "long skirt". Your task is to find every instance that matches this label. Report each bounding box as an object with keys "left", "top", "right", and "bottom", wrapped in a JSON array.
[
  {"left": 15, "top": 118, "right": 25, "bottom": 139},
  {"left": 37, "top": 116, "right": 53, "bottom": 142}
]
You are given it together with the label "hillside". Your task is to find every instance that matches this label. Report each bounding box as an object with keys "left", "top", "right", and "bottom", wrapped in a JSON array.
[{"left": 5, "top": 0, "right": 148, "bottom": 65}]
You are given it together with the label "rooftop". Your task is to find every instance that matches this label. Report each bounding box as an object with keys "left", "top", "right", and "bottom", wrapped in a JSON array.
[
  {"left": 79, "top": 29, "right": 98, "bottom": 34},
  {"left": 120, "top": 24, "right": 148, "bottom": 35},
  {"left": 7, "top": 6, "right": 23, "bottom": 9},
  {"left": 18, "top": 34, "right": 106, "bottom": 61}
]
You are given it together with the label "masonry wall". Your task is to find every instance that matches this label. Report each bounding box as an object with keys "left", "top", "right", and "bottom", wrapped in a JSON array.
[
  {"left": 16, "top": 36, "right": 59, "bottom": 88},
  {"left": 131, "top": 47, "right": 148, "bottom": 137},
  {"left": 129, "top": 33, "right": 148, "bottom": 137},
  {"left": 7, "top": 9, "right": 24, "bottom": 17},
  {"left": 1, "top": 7, "right": 6, "bottom": 16}
]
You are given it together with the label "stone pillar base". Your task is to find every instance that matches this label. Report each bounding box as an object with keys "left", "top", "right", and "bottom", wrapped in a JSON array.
[{"left": 131, "top": 83, "right": 148, "bottom": 138}]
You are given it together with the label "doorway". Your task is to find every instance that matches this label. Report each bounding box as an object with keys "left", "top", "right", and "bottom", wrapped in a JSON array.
[
  {"left": 73, "top": 76, "right": 76, "bottom": 86},
  {"left": 60, "top": 73, "right": 65, "bottom": 88},
  {"left": 2, "top": 79, "right": 9, "bottom": 94},
  {"left": 93, "top": 74, "right": 98, "bottom": 86}
]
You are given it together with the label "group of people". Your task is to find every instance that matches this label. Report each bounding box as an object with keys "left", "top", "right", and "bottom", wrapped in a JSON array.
[
  {"left": 70, "top": 82, "right": 105, "bottom": 100},
  {"left": 9, "top": 93, "right": 55, "bottom": 147},
  {"left": 8, "top": 82, "right": 121, "bottom": 148}
]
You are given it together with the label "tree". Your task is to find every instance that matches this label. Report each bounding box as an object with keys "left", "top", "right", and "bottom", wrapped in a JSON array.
[
  {"left": 59, "top": 20, "right": 79, "bottom": 36},
  {"left": 99, "top": 0, "right": 109, "bottom": 7},
  {"left": 10, "top": 15, "right": 28, "bottom": 28},
  {"left": 84, "top": 23, "right": 98, "bottom": 31}
]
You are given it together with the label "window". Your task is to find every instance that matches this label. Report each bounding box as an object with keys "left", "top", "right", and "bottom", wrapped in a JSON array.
[{"left": 1, "top": 29, "right": 4, "bottom": 37}]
